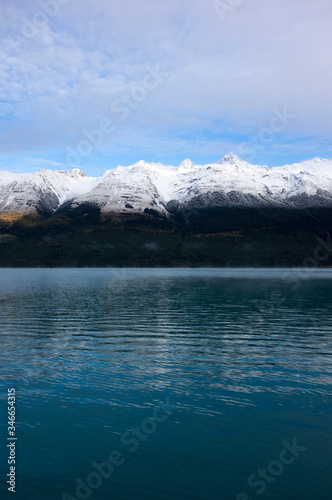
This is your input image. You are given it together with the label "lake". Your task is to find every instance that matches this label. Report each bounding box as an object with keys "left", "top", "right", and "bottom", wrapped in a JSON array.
[{"left": 0, "top": 268, "right": 331, "bottom": 500}]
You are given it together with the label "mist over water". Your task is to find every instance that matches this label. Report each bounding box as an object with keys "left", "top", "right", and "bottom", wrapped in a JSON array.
[{"left": 1, "top": 268, "right": 331, "bottom": 500}]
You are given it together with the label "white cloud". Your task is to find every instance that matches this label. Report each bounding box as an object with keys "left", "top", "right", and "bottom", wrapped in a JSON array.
[{"left": 0, "top": 0, "right": 331, "bottom": 166}]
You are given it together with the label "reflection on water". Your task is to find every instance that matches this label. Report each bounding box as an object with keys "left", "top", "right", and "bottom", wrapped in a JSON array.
[{"left": 0, "top": 269, "right": 331, "bottom": 500}]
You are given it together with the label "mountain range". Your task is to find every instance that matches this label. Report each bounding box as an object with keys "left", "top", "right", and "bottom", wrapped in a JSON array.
[
  {"left": 1, "top": 154, "right": 332, "bottom": 216},
  {"left": 0, "top": 154, "right": 331, "bottom": 267}
]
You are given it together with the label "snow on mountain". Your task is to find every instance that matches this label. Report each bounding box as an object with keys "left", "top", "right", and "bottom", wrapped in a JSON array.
[
  {"left": 0, "top": 155, "right": 332, "bottom": 215},
  {"left": 171, "top": 155, "right": 270, "bottom": 203},
  {"left": 269, "top": 158, "right": 332, "bottom": 199},
  {"left": 0, "top": 169, "right": 96, "bottom": 214},
  {"left": 72, "top": 161, "right": 174, "bottom": 213}
]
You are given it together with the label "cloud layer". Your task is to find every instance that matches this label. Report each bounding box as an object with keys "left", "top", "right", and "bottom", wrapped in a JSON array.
[{"left": 1, "top": 0, "right": 332, "bottom": 173}]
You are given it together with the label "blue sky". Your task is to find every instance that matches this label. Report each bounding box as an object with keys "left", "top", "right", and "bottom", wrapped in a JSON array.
[{"left": 1, "top": 0, "right": 332, "bottom": 176}]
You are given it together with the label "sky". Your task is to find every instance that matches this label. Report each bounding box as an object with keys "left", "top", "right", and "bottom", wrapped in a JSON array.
[{"left": 0, "top": 0, "right": 332, "bottom": 176}]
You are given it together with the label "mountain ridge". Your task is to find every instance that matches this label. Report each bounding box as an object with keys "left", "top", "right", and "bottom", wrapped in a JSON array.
[
  {"left": 1, "top": 154, "right": 332, "bottom": 267},
  {"left": 1, "top": 154, "right": 332, "bottom": 217}
]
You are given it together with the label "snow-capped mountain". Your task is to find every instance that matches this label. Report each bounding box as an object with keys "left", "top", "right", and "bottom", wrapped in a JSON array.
[
  {"left": 0, "top": 168, "right": 96, "bottom": 215},
  {"left": 1, "top": 154, "right": 332, "bottom": 216}
]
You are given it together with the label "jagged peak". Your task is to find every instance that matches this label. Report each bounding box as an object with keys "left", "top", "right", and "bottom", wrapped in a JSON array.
[
  {"left": 178, "top": 159, "right": 196, "bottom": 171},
  {"left": 215, "top": 153, "right": 244, "bottom": 165},
  {"left": 132, "top": 160, "right": 147, "bottom": 167},
  {"left": 68, "top": 168, "right": 89, "bottom": 178}
]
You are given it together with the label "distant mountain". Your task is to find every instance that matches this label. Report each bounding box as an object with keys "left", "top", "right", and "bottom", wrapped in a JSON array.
[
  {"left": 1, "top": 154, "right": 332, "bottom": 217},
  {"left": 0, "top": 155, "right": 331, "bottom": 267}
]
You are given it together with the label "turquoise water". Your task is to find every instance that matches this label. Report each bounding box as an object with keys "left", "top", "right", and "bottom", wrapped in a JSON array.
[{"left": 0, "top": 268, "right": 331, "bottom": 500}]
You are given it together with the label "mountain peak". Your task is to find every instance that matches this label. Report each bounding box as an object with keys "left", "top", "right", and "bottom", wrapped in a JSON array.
[
  {"left": 178, "top": 159, "right": 196, "bottom": 172},
  {"left": 68, "top": 168, "right": 89, "bottom": 178},
  {"left": 216, "top": 153, "right": 243, "bottom": 165},
  {"left": 132, "top": 160, "right": 147, "bottom": 168}
]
